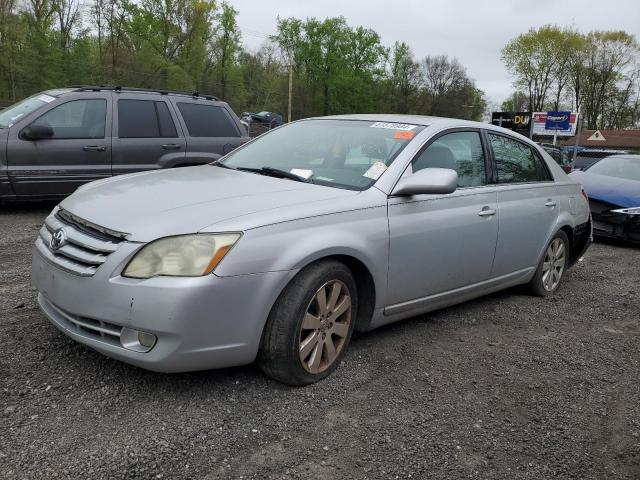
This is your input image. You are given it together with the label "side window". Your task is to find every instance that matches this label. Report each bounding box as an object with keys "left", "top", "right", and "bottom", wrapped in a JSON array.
[
  {"left": 488, "top": 134, "right": 550, "bottom": 183},
  {"left": 412, "top": 131, "right": 486, "bottom": 187},
  {"left": 118, "top": 100, "right": 178, "bottom": 138},
  {"left": 32, "top": 99, "right": 106, "bottom": 139},
  {"left": 177, "top": 103, "right": 238, "bottom": 137}
]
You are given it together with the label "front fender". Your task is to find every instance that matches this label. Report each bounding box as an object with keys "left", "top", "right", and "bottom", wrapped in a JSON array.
[{"left": 215, "top": 207, "right": 389, "bottom": 309}]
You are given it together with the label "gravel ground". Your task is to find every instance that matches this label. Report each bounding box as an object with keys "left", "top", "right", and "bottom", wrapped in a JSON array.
[{"left": 1, "top": 203, "right": 639, "bottom": 480}]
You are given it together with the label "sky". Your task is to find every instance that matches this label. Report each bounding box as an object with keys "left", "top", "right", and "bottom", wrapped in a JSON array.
[{"left": 229, "top": 0, "right": 640, "bottom": 107}]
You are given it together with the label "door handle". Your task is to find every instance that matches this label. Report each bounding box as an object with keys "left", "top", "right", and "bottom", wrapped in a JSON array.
[
  {"left": 545, "top": 199, "right": 557, "bottom": 208},
  {"left": 83, "top": 145, "right": 106, "bottom": 152},
  {"left": 162, "top": 143, "right": 181, "bottom": 150},
  {"left": 478, "top": 207, "right": 496, "bottom": 217}
]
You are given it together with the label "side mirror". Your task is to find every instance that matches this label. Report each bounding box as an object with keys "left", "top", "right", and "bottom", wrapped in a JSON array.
[
  {"left": 21, "top": 124, "right": 54, "bottom": 140},
  {"left": 392, "top": 168, "right": 458, "bottom": 196}
]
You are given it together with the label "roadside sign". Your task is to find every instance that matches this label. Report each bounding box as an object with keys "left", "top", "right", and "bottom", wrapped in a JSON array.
[
  {"left": 532, "top": 112, "right": 577, "bottom": 136},
  {"left": 587, "top": 130, "right": 606, "bottom": 141},
  {"left": 491, "top": 112, "right": 531, "bottom": 136},
  {"left": 545, "top": 111, "right": 571, "bottom": 131}
]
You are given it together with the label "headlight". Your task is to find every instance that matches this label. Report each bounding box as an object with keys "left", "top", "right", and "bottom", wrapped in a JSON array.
[{"left": 122, "top": 233, "right": 241, "bottom": 278}]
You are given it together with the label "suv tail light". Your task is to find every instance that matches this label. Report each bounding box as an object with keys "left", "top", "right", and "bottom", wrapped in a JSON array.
[{"left": 563, "top": 163, "right": 573, "bottom": 174}]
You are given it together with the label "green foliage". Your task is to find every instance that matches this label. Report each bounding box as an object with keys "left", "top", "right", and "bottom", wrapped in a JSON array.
[
  {"left": 502, "top": 25, "right": 640, "bottom": 129},
  {"left": 0, "top": 3, "right": 487, "bottom": 121}
]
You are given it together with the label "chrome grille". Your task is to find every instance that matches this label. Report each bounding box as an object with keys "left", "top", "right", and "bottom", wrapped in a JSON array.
[{"left": 35, "top": 207, "right": 125, "bottom": 276}]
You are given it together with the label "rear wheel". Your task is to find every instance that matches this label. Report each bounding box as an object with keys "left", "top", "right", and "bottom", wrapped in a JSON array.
[
  {"left": 529, "top": 231, "right": 569, "bottom": 296},
  {"left": 258, "top": 260, "right": 357, "bottom": 385}
]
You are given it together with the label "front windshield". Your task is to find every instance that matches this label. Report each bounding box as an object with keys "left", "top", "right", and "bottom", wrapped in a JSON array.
[
  {"left": 220, "top": 119, "right": 424, "bottom": 190},
  {"left": 0, "top": 93, "right": 55, "bottom": 128},
  {"left": 586, "top": 156, "right": 640, "bottom": 181}
]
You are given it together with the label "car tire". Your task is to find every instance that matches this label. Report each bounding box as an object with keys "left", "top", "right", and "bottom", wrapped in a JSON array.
[
  {"left": 528, "top": 230, "right": 570, "bottom": 297},
  {"left": 258, "top": 260, "right": 357, "bottom": 386}
]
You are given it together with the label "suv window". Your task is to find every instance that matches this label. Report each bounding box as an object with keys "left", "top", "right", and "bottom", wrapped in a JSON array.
[
  {"left": 412, "top": 131, "right": 486, "bottom": 187},
  {"left": 118, "top": 99, "right": 178, "bottom": 138},
  {"left": 177, "top": 103, "right": 238, "bottom": 137},
  {"left": 32, "top": 99, "right": 106, "bottom": 139},
  {"left": 488, "top": 133, "right": 550, "bottom": 183}
]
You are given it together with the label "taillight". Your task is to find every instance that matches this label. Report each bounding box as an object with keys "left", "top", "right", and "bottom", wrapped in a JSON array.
[
  {"left": 581, "top": 189, "right": 589, "bottom": 202},
  {"left": 564, "top": 163, "right": 573, "bottom": 174}
]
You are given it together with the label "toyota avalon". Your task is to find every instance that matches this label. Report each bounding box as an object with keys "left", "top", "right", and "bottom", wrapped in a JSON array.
[{"left": 32, "top": 115, "right": 592, "bottom": 385}]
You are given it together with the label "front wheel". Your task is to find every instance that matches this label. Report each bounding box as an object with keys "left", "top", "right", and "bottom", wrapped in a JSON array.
[
  {"left": 528, "top": 230, "right": 569, "bottom": 296},
  {"left": 258, "top": 260, "right": 357, "bottom": 385}
]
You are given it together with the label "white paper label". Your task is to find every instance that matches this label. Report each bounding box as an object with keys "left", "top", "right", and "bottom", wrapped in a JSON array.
[
  {"left": 370, "top": 122, "right": 416, "bottom": 131},
  {"left": 290, "top": 168, "right": 313, "bottom": 179},
  {"left": 363, "top": 161, "right": 388, "bottom": 180},
  {"left": 37, "top": 94, "right": 55, "bottom": 103}
]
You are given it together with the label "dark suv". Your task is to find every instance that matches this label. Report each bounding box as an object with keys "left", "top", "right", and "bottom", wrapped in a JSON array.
[{"left": 0, "top": 86, "right": 249, "bottom": 200}]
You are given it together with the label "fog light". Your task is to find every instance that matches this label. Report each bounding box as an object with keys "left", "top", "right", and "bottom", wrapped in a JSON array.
[
  {"left": 137, "top": 331, "right": 157, "bottom": 348},
  {"left": 120, "top": 327, "right": 157, "bottom": 352}
]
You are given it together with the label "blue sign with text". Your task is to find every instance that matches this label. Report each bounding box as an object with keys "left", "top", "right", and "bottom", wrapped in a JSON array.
[{"left": 545, "top": 111, "right": 571, "bottom": 131}]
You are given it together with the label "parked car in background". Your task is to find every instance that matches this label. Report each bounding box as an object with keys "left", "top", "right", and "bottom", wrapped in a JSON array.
[
  {"left": 573, "top": 148, "right": 630, "bottom": 171},
  {"left": 32, "top": 115, "right": 591, "bottom": 385},
  {"left": 0, "top": 86, "right": 249, "bottom": 201},
  {"left": 244, "top": 111, "right": 284, "bottom": 127},
  {"left": 540, "top": 144, "right": 574, "bottom": 173},
  {"left": 570, "top": 154, "right": 640, "bottom": 243}
]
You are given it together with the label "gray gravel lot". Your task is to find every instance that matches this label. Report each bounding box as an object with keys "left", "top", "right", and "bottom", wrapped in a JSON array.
[{"left": 1, "top": 204, "right": 639, "bottom": 479}]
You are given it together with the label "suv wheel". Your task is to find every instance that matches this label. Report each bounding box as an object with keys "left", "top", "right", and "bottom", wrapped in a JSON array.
[
  {"left": 529, "top": 230, "right": 569, "bottom": 296},
  {"left": 258, "top": 260, "right": 357, "bottom": 385}
]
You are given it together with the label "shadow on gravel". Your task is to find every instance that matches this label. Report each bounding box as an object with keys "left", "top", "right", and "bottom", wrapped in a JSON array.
[
  {"left": 594, "top": 235, "right": 640, "bottom": 249},
  {"left": 0, "top": 200, "right": 57, "bottom": 215}
]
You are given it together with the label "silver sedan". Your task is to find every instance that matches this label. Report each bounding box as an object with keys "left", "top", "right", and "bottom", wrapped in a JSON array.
[{"left": 31, "top": 115, "right": 592, "bottom": 384}]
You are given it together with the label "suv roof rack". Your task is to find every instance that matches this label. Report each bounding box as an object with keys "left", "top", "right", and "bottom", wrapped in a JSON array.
[{"left": 72, "top": 85, "right": 220, "bottom": 101}]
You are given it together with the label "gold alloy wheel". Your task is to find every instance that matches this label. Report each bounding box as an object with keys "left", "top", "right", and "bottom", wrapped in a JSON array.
[
  {"left": 299, "top": 280, "right": 352, "bottom": 374},
  {"left": 542, "top": 238, "right": 566, "bottom": 292}
]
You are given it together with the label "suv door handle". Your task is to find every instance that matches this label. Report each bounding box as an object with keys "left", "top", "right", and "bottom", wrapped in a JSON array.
[
  {"left": 83, "top": 145, "right": 106, "bottom": 152},
  {"left": 478, "top": 207, "right": 496, "bottom": 217},
  {"left": 162, "top": 143, "right": 181, "bottom": 150},
  {"left": 545, "top": 199, "right": 557, "bottom": 208}
]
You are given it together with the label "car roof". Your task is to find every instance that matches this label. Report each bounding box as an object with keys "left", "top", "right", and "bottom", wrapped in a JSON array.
[{"left": 307, "top": 114, "right": 537, "bottom": 141}]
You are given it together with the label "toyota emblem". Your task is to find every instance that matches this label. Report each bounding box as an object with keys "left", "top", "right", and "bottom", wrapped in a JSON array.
[{"left": 50, "top": 228, "right": 67, "bottom": 251}]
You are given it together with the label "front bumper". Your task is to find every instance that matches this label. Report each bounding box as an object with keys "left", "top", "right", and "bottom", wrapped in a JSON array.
[
  {"left": 592, "top": 211, "right": 640, "bottom": 243},
  {"left": 32, "top": 245, "right": 296, "bottom": 372}
]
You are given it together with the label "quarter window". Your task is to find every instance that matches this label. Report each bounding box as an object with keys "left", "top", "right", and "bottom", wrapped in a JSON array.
[
  {"left": 31, "top": 99, "right": 106, "bottom": 139},
  {"left": 488, "top": 134, "right": 550, "bottom": 183},
  {"left": 118, "top": 100, "right": 178, "bottom": 138},
  {"left": 412, "top": 131, "right": 487, "bottom": 187},
  {"left": 177, "top": 103, "right": 238, "bottom": 137}
]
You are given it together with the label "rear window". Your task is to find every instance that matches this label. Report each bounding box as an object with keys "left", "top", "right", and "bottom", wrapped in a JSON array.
[
  {"left": 118, "top": 100, "right": 177, "bottom": 138},
  {"left": 177, "top": 103, "right": 239, "bottom": 137}
]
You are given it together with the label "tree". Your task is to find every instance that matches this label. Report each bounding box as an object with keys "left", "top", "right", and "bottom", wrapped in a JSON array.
[
  {"left": 502, "top": 25, "right": 577, "bottom": 112},
  {"left": 211, "top": 1, "right": 241, "bottom": 100}
]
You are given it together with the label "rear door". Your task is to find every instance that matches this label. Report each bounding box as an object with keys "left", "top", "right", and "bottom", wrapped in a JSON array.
[
  {"left": 111, "top": 94, "right": 186, "bottom": 175},
  {"left": 386, "top": 129, "right": 499, "bottom": 308},
  {"left": 487, "top": 132, "right": 560, "bottom": 277},
  {"left": 7, "top": 94, "right": 111, "bottom": 197},
  {"left": 173, "top": 100, "right": 247, "bottom": 163}
]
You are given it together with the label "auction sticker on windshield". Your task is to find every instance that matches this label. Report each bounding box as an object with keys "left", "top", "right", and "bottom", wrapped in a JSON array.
[
  {"left": 363, "top": 161, "right": 388, "bottom": 180},
  {"left": 370, "top": 122, "right": 416, "bottom": 131}
]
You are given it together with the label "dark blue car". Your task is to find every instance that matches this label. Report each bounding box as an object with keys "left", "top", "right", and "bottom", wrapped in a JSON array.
[{"left": 570, "top": 155, "right": 640, "bottom": 243}]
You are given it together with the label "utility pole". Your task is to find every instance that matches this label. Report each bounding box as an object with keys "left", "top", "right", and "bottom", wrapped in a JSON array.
[{"left": 287, "top": 62, "right": 294, "bottom": 123}]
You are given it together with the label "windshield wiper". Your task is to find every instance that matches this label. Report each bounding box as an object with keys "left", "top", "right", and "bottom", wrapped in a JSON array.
[{"left": 234, "top": 166, "right": 311, "bottom": 183}]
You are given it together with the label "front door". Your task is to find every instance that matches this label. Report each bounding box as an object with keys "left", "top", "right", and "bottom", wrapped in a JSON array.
[
  {"left": 7, "top": 95, "right": 111, "bottom": 197},
  {"left": 386, "top": 130, "right": 499, "bottom": 307}
]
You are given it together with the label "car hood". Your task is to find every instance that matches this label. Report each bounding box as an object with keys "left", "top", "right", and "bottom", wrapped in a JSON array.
[
  {"left": 60, "top": 166, "right": 358, "bottom": 242},
  {"left": 569, "top": 171, "right": 640, "bottom": 208}
]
